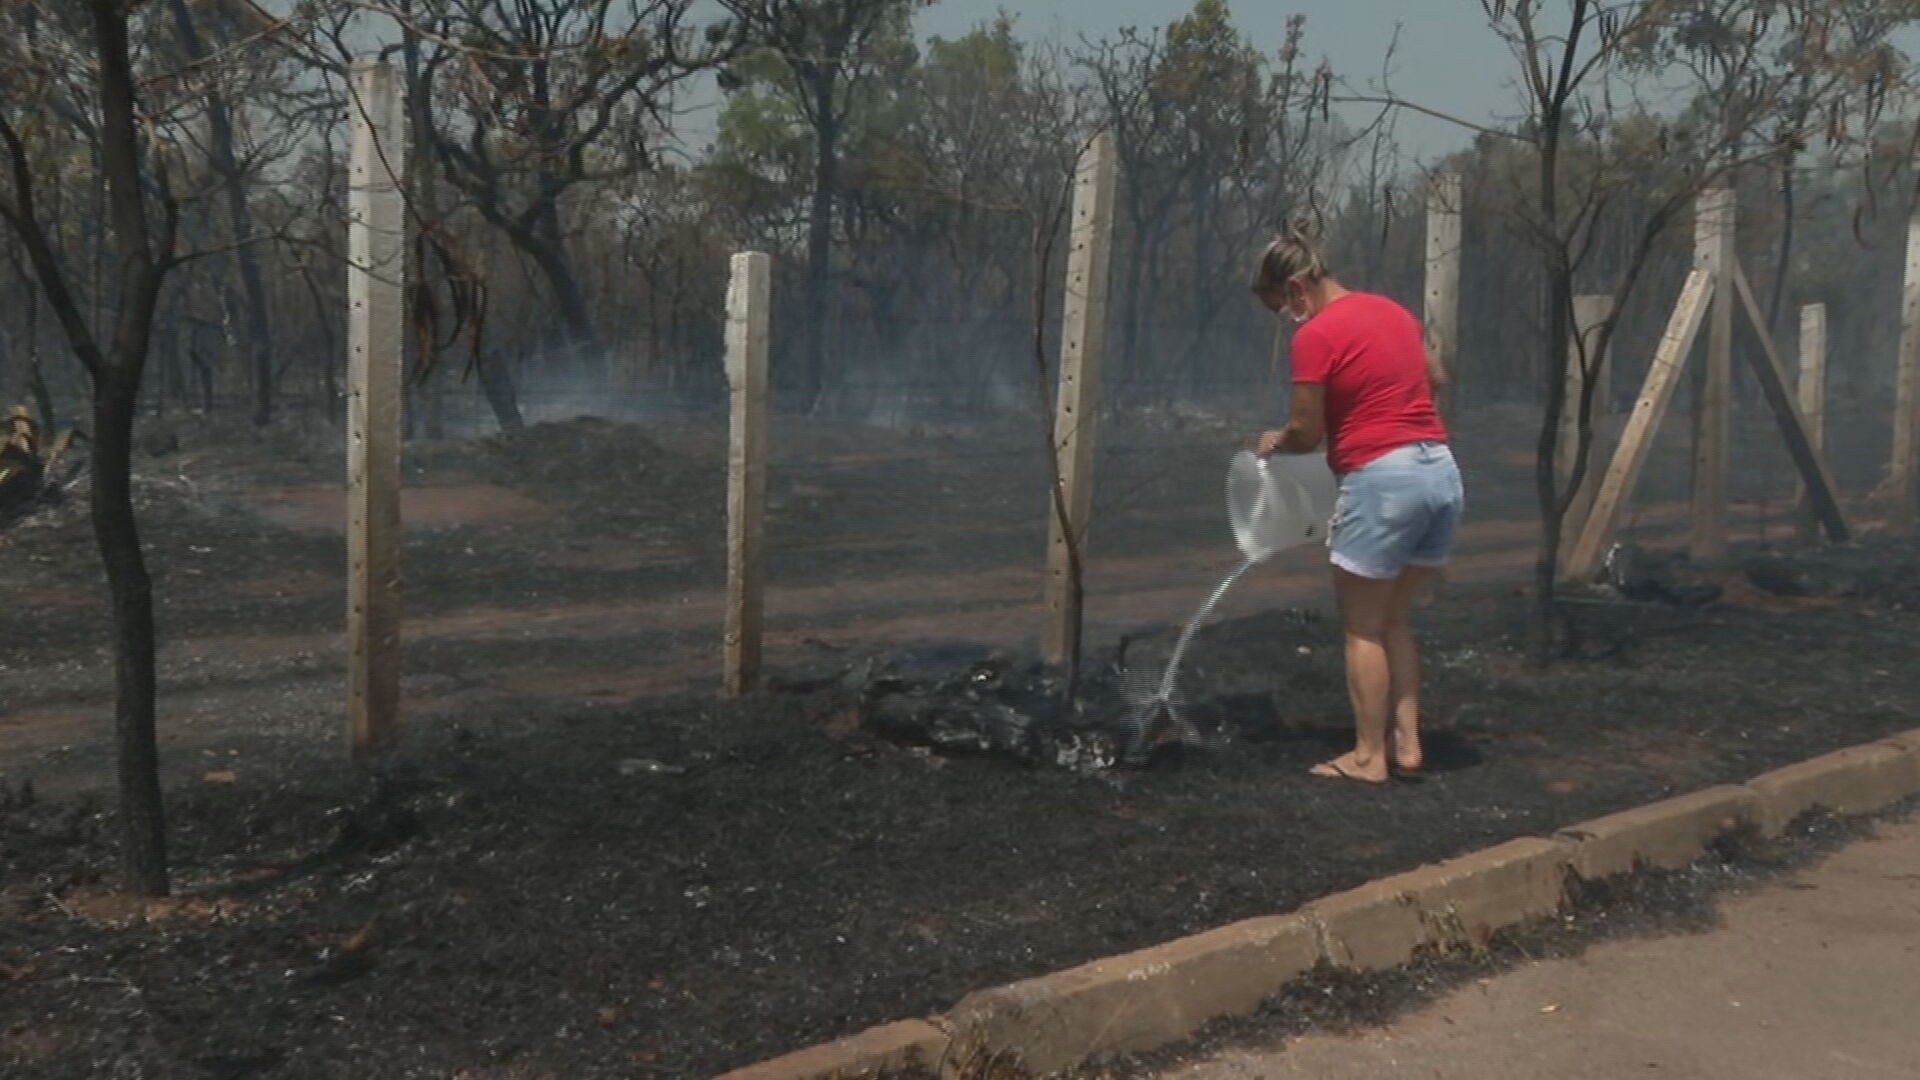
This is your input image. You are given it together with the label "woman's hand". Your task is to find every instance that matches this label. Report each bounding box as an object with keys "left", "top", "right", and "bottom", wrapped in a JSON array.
[{"left": 1255, "top": 429, "right": 1288, "bottom": 457}]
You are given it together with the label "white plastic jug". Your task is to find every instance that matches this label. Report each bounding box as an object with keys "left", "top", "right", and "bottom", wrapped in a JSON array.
[{"left": 1226, "top": 449, "right": 1337, "bottom": 563}]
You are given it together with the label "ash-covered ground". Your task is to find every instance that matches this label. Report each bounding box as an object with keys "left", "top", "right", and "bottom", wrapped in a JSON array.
[{"left": 5, "top": 406, "right": 1918, "bottom": 1077}]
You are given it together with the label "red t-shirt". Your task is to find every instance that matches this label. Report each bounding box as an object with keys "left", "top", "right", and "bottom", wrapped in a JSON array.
[{"left": 1290, "top": 291, "right": 1448, "bottom": 475}]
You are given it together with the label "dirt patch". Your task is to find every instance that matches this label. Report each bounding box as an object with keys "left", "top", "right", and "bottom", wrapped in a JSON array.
[
  {"left": 479, "top": 668, "right": 706, "bottom": 706},
  {"left": 0, "top": 708, "right": 100, "bottom": 758},
  {"left": 437, "top": 415, "right": 723, "bottom": 534},
  {"left": 1710, "top": 574, "right": 1850, "bottom": 615},
  {"left": 1, "top": 585, "right": 95, "bottom": 609},
  {"left": 242, "top": 483, "right": 549, "bottom": 533}
]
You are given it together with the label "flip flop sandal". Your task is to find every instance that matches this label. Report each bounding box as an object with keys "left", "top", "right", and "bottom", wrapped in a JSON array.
[{"left": 1309, "top": 758, "right": 1389, "bottom": 785}]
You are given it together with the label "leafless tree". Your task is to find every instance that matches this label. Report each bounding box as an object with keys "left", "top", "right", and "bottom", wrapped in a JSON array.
[
  {"left": 717, "top": 0, "right": 929, "bottom": 409},
  {"left": 0, "top": 0, "right": 235, "bottom": 895},
  {"left": 1343, "top": 0, "right": 1914, "bottom": 662},
  {"left": 351, "top": 0, "right": 738, "bottom": 381}
]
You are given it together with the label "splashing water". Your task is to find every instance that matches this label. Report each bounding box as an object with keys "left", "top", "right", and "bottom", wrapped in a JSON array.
[{"left": 1119, "top": 450, "right": 1336, "bottom": 755}]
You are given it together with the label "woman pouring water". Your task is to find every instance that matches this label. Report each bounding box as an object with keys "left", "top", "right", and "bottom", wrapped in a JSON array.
[{"left": 1250, "top": 221, "right": 1464, "bottom": 785}]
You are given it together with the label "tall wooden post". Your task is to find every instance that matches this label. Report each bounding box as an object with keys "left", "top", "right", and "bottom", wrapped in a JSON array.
[
  {"left": 723, "top": 252, "right": 771, "bottom": 697},
  {"left": 1042, "top": 130, "right": 1117, "bottom": 668},
  {"left": 346, "top": 58, "right": 406, "bottom": 763},
  {"left": 1560, "top": 294, "right": 1614, "bottom": 552},
  {"left": 1564, "top": 270, "right": 1715, "bottom": 582},
  {"left": 1890, "top": 212, "right": 1920, "bottom": 531},
  {"left": 1423, "top": 173, "right": 1462, "bottom": 418},
  {"left": 1795, "top": 303, "right": 1828, "bottom": 543},
  {"left": 1730, "top": 268, "right": 1849, "bottom": 543},
  {"left": 1690, "top": 187, "right": 1733, "bottom": 562}
]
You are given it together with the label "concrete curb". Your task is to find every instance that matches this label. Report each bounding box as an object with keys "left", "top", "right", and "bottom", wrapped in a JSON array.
[
  {"left": 1308, "top": 837, "right": 1569, "bottom": 972},
  {"left": 712, "top": 1020, "right": 947, "bottom": 1080},
  {"left": 1883, "top": 727, "right": 1920, "bottom": 755},
  {"left": 715, "top": 735, "right": 1920, "bottom": 1080},
  {"left": 942, "top": 915, "right": 1319, "bottom": 1077},
  {"left": 1746, "top": 742, "right": 1920, "bottom": 837},
  {"left": 1554, "top": 785, "right": 1759, "bottom": 879}
]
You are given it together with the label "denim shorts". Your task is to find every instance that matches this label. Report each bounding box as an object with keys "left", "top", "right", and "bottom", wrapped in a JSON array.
[{"left": 1328, "top": 442, "right": 1464, "bottom": 580}]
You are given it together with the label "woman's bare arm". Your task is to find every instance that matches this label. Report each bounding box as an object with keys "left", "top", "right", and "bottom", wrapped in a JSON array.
[
  {"left": 1256, "top": 382, "right": 1325, "bottom": 456},
  {"left": 1426, "top": 343, "right": 1449, "bottom": 392}
]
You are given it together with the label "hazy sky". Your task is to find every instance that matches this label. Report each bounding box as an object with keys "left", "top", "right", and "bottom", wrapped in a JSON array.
[
  {"left": 334, "top": 1, "right": 1919, "bottom": 163},
  {"left": 666, "top": 2, "right": 1518, "bottom": 162},
  {"left": 917, "top": 1, "right": 1520, "bottom": 161}
]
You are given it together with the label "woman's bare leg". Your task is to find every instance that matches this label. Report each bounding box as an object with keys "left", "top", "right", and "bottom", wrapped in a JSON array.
[
  {"left": 1314, "top": 566, "right": 1396, "bottom": 783},
  {"left": 1386, "top": 567, "right": 1433, "bottom": 772}
]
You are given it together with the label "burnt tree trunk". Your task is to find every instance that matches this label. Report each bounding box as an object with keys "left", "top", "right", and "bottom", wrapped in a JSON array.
[
  {"left": 0, "top": 0, "right": 178, "bottom": 894},
  {"left": 1118, "top": 210, "right": 1145, "bottom": 383},
  {"left": 93, "top": 365, "right": 166, "bottom": 893},
  {"left": 400, "top": 26, "right": 453, "bottom": 441},
  {"left": 476, "top": 350, "right": 526, "bottom": 433},
  {"left": 190, "top": 347, "right": 214, "bottom": 415},
  {"left": 459, "top": 186, "right": 599, "bottom": 379},
  {"left": 527, "top": 225, "right": 602, "bottom": 370},
  {"left": 93, "top": 0, "right": 171, "bottom": 896},
  {"left": 297, "top": 261, "right": 341, "bottom": 427},
  {"left": 8, "top": 270, "right": 58, "bottom": 431},
  {"left": 224, "top": 180, "right": 273, "bottom": 427},
  {"left": 802, "top": 95, "right": 840, "bottom": 412},
  {"left": 150, "top": 312, "right": 177, "bottom": 419},
  {"left": 161, "top": 0, "right": 277, "bottom": 430},
  {"left": 1534, "top": 270, "right": 1573, "bottom": 665},
  {"left": 1530, "top": 19, "right": 1575, "bottom": 669}
]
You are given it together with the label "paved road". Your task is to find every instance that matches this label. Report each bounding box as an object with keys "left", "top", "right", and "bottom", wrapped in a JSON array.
[{"left": 1163, "top": 818, "right": 1920, "bottom": 1080}]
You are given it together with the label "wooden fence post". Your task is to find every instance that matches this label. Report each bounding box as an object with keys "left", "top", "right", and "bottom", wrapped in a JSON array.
[
  {"left": 1690, "top": 187, "right": 1733, "bottom": 562},
  {"left": 1729, "top": 268, "right": 1848, "bottom": 543},
  {"left": 1423, "top": 173, "right": 1462, "bottom": 418},
  {"left": 723, "top": 252, "right": 771, "bottom": 697},
  {"left": 1564, "top": 270, "right": 1715, "bottom": 582},
  {"left": 1560, "top": 294, "right": 1614, "bottom": 554},
  {"left": 1890, "top": 211, "right": 1920, "bottom": 531},
  {"left": 346, "top": 58, "right": 407, "bottom": 763},
  {"left": 1796, "top": 303, "right": 1828, "bottom": 543},
  {"left": 1042, "top": 130, "right": 1117, "bottom": 669}
]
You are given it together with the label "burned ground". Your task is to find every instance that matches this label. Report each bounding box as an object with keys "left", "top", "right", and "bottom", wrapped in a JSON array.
[{"left": 3, "top": 408, "right": 1918, "bottom": 1078}]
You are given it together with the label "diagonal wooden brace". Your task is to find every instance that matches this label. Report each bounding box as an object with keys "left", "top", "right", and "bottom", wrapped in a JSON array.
[
  {"left": 1563, "top": 269, "right": 1715, "bottom": 583},
  {"left": 1729, "top": 265, "right": 1849, "bottom": 543}
]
